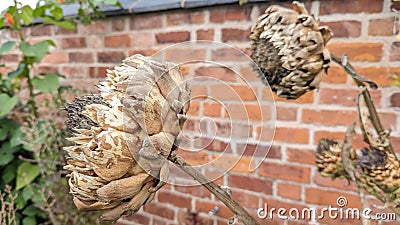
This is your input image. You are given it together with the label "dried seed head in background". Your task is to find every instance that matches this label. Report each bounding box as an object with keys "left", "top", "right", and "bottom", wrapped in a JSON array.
[
  {"left": 63, "top": 54, "right": 190, "bottom": 221},
  {"left": 250, "top": 1, "right": 332, "bottom": 99}
]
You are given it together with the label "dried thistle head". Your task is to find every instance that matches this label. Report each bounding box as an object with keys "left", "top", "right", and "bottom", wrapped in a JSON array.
[
  {"left": 250, "top": 1, "right": 332, "bottom": 99},
  {"left": 315, "top": 139, "right": 348, "bottom": 179},
  {"left": 63, "top": 54, "right": 190, "bottom": 221}
]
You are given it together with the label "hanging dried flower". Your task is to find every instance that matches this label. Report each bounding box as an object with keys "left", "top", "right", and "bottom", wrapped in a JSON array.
[
  {"left": 63, "top": 54, "right": 190, "bottom": 221},
  {"left": 250, "top": 1, "right": 332, "bottom": 99}
]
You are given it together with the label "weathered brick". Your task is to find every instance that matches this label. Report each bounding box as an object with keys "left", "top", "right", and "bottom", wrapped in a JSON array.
[
  {"left": 61, "top": 37, "right": 86, "bottom": 49},
  {"left": 129, "top": 49, "right": 159, "bottom": 56},
  {"left": 211, "top": 48, "right": 248, "bottom": 62},
  {"left": 276, "top": 106, "right": 297, "bottom": 121},
  {"left": 197, "top": 29, "right": 214, "bottom": 41},
  {"left": 197, "top": 137, "right": 231, "bottom": 152},
  {"left": 54, "top": 27, "right": 77, "bottom": 35},
  {"left": 390, "top": 42, "right": 400, "bottom": 61},
  {"left": 324, "top": 65, "right": 348, "bottom": 83},
  {"left": 158, "top": 191, "right": 192, "bottom": 208},
  {"left": 221, "top": 28, "right": 250, "bottom": 42},
  {"left": 174, "top": 183, "right": 211, "bottom": 199},
  {"left": 313, "top": 172, "right": 357, "bottom": 191},
  {"left": 179, "top": 148, "right": 209, "bottom": 165},
  {"left": 203, "top": 102, "right": 221, "bottom": 117},
  {"left": 105, "top": 34, "right": 131, "bottom": 47},
  {"left": 97, "top": 51, "right": 126, "bottom": 63},
  {"left": 313, "top": 130, "right": 345, "bottom": 144},
  {"left": 60, "top": 66, "right": 88, "bottom": 79},
  {"left": 36, "top": 66, "right": 58, "bottom": 74},
  {"left": 225, "top": 104, "right": 272, "bottom": 121},
  {"left": 195, "top": 199, "right": 233, "bottom": 219},
  {"left": 228, "top": 174, "right": 273, "bottom": 194},
  {"left": 273, "top": 127, "right": 309, "bottom": 144},
  {"left": 166, "top": 11, "right": 204, "bottom": 26},
  {"left": 390, "top": 92, "right": 400, "bottom": 107},
  {"left": 31, "top": 25, "right": 52, "bottom": 36},
  {"left": 305, "top": 187, "right": 361, "bottom": 208},
  {"left": 144, "top": 203, "right": 175, "bottom": 220},
  {"left": 156, "top": 31, "right": 190, "bottom": 44},
  {"left": 130, "top": 14, "right": 163, "bottom": 30},
  {"left": 369, "top": 17, "right": 398, "bottom": 36},
  {"left": 165, "top": 48, "right": 205, "bottom": 62},
  {"left": 80, "top": 20, "right": 107, "bottom": 34},
  {"left": 187, "top": 101, "right": 199, "bottom": 116},
  {"left": 327, "top": 42, "right": 383, "bottom": 62},
  {"left": 210, "top": 84, "right": 257, "bottom": 101},
  {"left": 277, "top": 182, "right": 301, "bottom": 200},
  {"left": 190, "top": 85, "right": 208, "bottom": 99},
  {"left": 259, "top": 161, "right": 310, "bottom": 183},
  {"left": 111, "top": 17, "right": 126, "bottom": 31},
  {"left": 2, "top": 54, "right": 20, "bottom": 63},
  {"left": 89, "top": 66, "right": 109, "bottom": 78},
  {"left": 211, "top": 154, "right": 255, "bottom": 173},
  {"left": 236, "top": 143, "right": 281, "bottom": 159},
  {"left": 68, "top": 52, "right": 94, "bottom": 63},
  {"left": 195, "top": 66, "right": 236, "bottom": 82},
  {"left": 231, "top": 189, "right": 259, "bottom": 209},
  {"left": 302, "top": 109, "right": 357, "bottom": 126},
  {"left": 320, "top": 21, "right": 361, "bottom": 38},
  {"left": 210, "top": 5, "right": 252, "bottom": 23},
  {"left": 318, "top": 88, "right": 358, "bottom": 106},
  {"left": 286, "top": 147, "right": 315, "bottom": 165},
  {"left": 320, "top": 0, "right": 383, "bottom": 14},
  {"left": 124, "top": 213, "right": 150, "bottom": 224}
]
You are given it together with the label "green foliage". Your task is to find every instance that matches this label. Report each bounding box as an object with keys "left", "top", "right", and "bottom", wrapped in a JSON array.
[
  {"left": 0, "top": 0, "right": 121, "bottom": 224},
  {"left": 391, "top": 74, "right": 400, "bottom": 86}
]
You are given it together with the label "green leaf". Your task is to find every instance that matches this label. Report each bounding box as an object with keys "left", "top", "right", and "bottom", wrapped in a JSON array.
[
  {"left": 0, "top": 149, "right": 13, "bottom": 166},
  {"left": 32, "top": 40, "right": 55, "bottom": 62},
  {"left": 16, "top": 162, "right": 40, "bottom": 190},
  {"left": 8, "top": 63, "right": 27, "bottom": 78},
  {"left": 104, "top": 0, "right": 118, "bottom": 5},
  {"left": 0, "top": 18, "right": 4, "bottom": 28},
  {"left": 32, "top": 73, "right": 60, "bottom": 93},
  {"left": 22, "top": 205, "right": 42, "bottom": 216},
  {"left": 10, "top": 127, "right": 24, "bottom": 147},
  {"left": 21, "top": 6, "right": 34, "bottom": 25},
  {"left": 0, "top": 94, "right": 18, "bottom": 117},
  {"left": 22, "top": 216, "right": 36, "bottom": 225},
  {"left": 19, "top": 41, "right": 35, "bottom": 57},
  {"left": 33, "top": 6, "right": 44, "bottom": 17},
  {"left": 0, "top": 41, "right": 15, "bottom": 55},
  {"left": 15, "top": 192, "right": 28, "bottom": 209},
  {"left": 22, "top": 186, "right": 32, "bottom": 201},
  {"left": 43, "top": 16, "right": 75, "bottom": 30},
  {"left": 50, "top": 7, "right": 63, "bottom": 20},
  {"left": 1, "top": 162, "right": 17, "bottom": 183}
]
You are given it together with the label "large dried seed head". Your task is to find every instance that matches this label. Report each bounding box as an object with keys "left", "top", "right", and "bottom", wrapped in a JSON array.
[
  {"left": 250, "top": 1, "right": 332, "bottom": 99},
  {"left": 315, "top": 139, "right": 347, "bottom": 179},
  {"left": 63, "top": 54, "right": 190, "bottom": 221}
]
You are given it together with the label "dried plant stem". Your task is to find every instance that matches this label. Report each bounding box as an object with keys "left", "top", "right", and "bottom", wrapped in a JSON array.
[
  {"left": 169, "top": 156, "right": 259, "bottom": 225},
  {"left": 330, "top": 53, "right": 396, "bottom": 158}
]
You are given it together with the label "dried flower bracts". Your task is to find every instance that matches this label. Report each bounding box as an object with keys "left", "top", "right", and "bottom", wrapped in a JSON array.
[
  {"left": 63, "top": 54, "right": 190, "bottom": 221},
  {"left": 250, "top": 1, "right": 332, "bottom": 99}
]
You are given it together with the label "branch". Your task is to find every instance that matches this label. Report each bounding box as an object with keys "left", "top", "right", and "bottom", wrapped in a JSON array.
[{"left": 169, "top": 155, "right": 259, "bottom": 225}]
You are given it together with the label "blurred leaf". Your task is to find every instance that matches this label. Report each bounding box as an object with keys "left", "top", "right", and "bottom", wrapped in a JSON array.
[
  {"left": 0, "top": 148, "right": 13, "bottom": 166},
  {"left": 22, "top": 205, "right": 42, "bottom": 217},
  {"left": 0, "top": 18, "right": 4, "bottom": 28},
  {"left": 32, "top": 73, "right": 60, "bottom": 93},
  {"left": 1, "top": 162, "right": 17, "bottom": 183},
  {"left": 22, "top": 216, "right": 36, "bottom": 225},
  {"left": 0, "top": 41, "right": 15, "bottom": 55},
  {"left": 21, "top": 5, "right": 34, "bottom": 25},
  {"left": 43, "top": 16, "right": 75, "bottom": 30},
  {"left": 105, "top": 0, "right": 118, "bottom": 5},
  {"left": 8, "top": 63, "right": 27, "bottom": 78},
  {"left": 33, "top": 6, "right": 44, "bottom": 17},
  {"left": 10, "top": 127, "right": 24, "bottom": 147},
  {"left": 16, "top": 162, "right": 40, "bottom": 190},
  {"left": 32, "top": 40, "right": 55, "bottom": 62},
  {"left": 50, "top": 7, "right": 63, "bottom": 20},
  {"left": 20, "top": 41, "right": 35, "bottom": 57},
  {"left": 0, "top": 94, "right": 18, "bottom": 117},
  {"left": 15, "top": 192, "right": 28, "bottom": 209}
]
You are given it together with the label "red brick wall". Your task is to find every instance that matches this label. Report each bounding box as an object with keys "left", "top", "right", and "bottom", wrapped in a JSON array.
[{"left": 2, "top": 0, "right": 400, "bottom": 224}]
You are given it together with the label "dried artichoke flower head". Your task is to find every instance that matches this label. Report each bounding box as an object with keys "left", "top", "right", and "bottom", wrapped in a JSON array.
[
  {"left": 250, "top": 1, "right": 332, "bottom": 99},
  {"left": 63, "top": 54, "right": 190, "bottom": 221}
]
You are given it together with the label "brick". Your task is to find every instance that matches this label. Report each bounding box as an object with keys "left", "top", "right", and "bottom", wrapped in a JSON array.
[
  {"left": 302, "top": 109, "right": 357, "bottom": 126},
  {"left": 131, "top": 32, "right": 153, "bottom": 47},
  {"left": 124, "top": 213, "right": 150, "bottom": 224},
  {"left": 269, "top": 90, "right": 314, "bottom": 104},
  {"left": 61, "top": 37, "right": 86, "bottom": 49},
  {"left": 174, "top": 183, "right": 211, "bottom": 199},
  {"left": 203, "top": 102, "right": 221, "bottom": 117},
  {"left": 259, "top": 161, "right": 310, "bottom": 183},
  {"left": 390, "top": 42, "right": 400, "bottom": 61},
  {"left": 156, "top": 31, "right": 190, "bottom": 44},
  {"left": 205, "top": 169, "right": 224, "bottom": 185},
  {"left": 144, "top": 203, "right": 175, "bottom": 220},
  {"left": 237, "top": 143, "right": 281, "bottom": 159},
  {"left": 31, "top": 25, "right": 52, "bottom": 36},
  {"left": 130, "top": 14, "right": 163, "bottom": 30},
  {"left": 221, "top": 28, "right": 250, "bottom": 42},
  {"left": 313, "top": 172, "right": 357, "bottom": 191},
  {"left": 211, "top": 48, "right": 248, "bottom": 62},
  {"left": 216, "top": 121, "right": 251, "bottom": 138},
  {"left": 129, "top": 49, "right": 159, "bottom": 56},
  {"left": 225, "top": 104, "right": 272, "bottom": 121},
  {"left": 195, "top": 66, "right": 236, "bottom": 82},
  {"left": 97, "top": 51, "right": 126, "bottom": 63},
  {"left": 60, "top": 66, "right": 88, "bottom": 79},
  {"left": 305, "top": 187, "right": 361, "bottom": 208},
  {"left": 379, "top": 112, "right": 397, "bottom": 131},
  {"left": 231, "top": 189, "right": 259, "bottom": 209},
  {"left": 36, "top": 66, "right": 58, "bottom": 74},
  {"left": 68, "top": 52, "right": 94, "bottom": 63},
  {"left": 239, "top": 65, "right": 259, "bottom": 82},
  {"left": 256, "top": 125, "right": 275, "bottom": 142},
  {"left": 2, "top": 54, "right": 20, "bottom": 63},
  {"left": 153, "top": 218, "right": 167, "bottom": 225},
  {"left": 210, "top": 84, "right": 257, "bottom": 101},
  {"left": 211, "top": 154, "right": 255, "bottom": 173},
  {"left": 356, "top": 67, "right": 396, "bottom": 87},
  {"left": 89, "top": 66, "right": 109, "bottom": 78},
  {"left": 314, "top": 130, "right": 344, "bottom": 144},
  {"left": 158, "top": 191, "right": 192, "bottom": 208},
  {"left": 210, "top": 6, "right": 252, "bottom": 23},
  {"left": 197, "top": 29, "right": 214, "bottom": 41},
  {"left": 324, "top": 65, "right": 348, "bottom": 83},
  {"left": 105, "top": 34, "right": 131, "bottom": 47},
  {"left": 320, "top": 21, "right": 361, "bottom": 38},
  {"left": 228, "top": 174, "right": 273, "bottom": 194},
  {"left": 197, "top": 137, "right": 231, "bottom": 152},
  {"left": 274, "top": 127, "right": 309, "bottom": 144},
  {"left": 196, "top": 200, "right": 233, "bottom": 219},
  {"left": 320, "top": 0, "right": 383, "bottom": 14},
  {"left": 260, "top": 198, "right": 307, "bottom": 214},
  {"left": 286, "top": 148, "right": 315, "bottom": 165},
  {"left": 165, "top": 49, "right": 206, "bottom": 62},
  {"left": 182, "top": 117, "right": 199, "bottom": 132},
  {"left": 86, "top": 36, "right": 103, "bottom": 48},
  {"left": 276, "top": 106, "right": 297, "bottom": 121},
  {"left": 111, "top": 17, "right": 126, "bottom": 31},
  {"left": 166, "top": 11, "right": 204, "bottom": 26},
  {"left": 318, "top": 88, "right": 358, "bottom": 106},
  {"left": 390, "top": 92, "right": 400, "bottom": 107},
  {"left": 80, "top": 20, "right": 107, "bottom": 34},
  {"left": 179, "top": 148, "right": 209, "bottom": 165},
  {"left": 327, "top": 42, "right": 383, "bottom": 62},
  {"left": 277, "top": 182, "right": 301, "bottom": 200},
  {"left": 369, "top": 17, "right": 398, "bottom": 36},
  {"left": 187, "top": 101, "right": 200, "bottom": 116},
  {"left": 54, "top": 27, "right": 77, "bottom": 35},
  {"left": 190, "top": 85, "right": 208, "bottom": 99}
]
